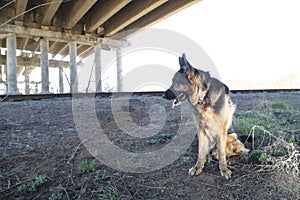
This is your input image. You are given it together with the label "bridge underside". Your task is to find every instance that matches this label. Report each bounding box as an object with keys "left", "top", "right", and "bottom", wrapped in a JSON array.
[{"left": 0, "top": 0, "right": 200, "bottom": 94}]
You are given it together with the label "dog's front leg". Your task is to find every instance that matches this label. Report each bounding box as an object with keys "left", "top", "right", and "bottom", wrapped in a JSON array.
[
  {"left": 189, "top": 128, "right": 209, "bottom": 176},
  {"left": 218, "top": 129, "right": 232, "bottom": 179}
]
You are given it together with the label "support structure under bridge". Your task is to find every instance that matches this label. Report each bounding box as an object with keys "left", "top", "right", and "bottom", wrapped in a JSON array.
[{"left": 0, "top": 0, "right": 200, "bottom": 94}]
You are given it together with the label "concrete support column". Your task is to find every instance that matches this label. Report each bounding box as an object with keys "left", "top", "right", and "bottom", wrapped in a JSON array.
[
  {"left": 40, "top": 38, "right": 49, "bottom": 93},
  {"left": 0, "top": 65, "right": 2, "bottom": 83},
  {"left": 94, "top": 44, "right": 101, "bottom": 92},
  {"left": 4, "top": 65, "right": 7, "bottom": 93},
  {"left": 69, "top": 41, "right": 78, "bottom": 93},
  {"left": 59, "top": 66, "right": 64, "bottom": 93},
  {"left": 24, "top": 66, "right": 30, "bottom": 94},
  {"left": 0, "top": 65, "right": 6, "bottom": 93},
  {"left": 116, "top": 48, "right": 123, "bottom": 92},
  {"left": 6, "top": 34, "right": 19, "bottom": 94}
]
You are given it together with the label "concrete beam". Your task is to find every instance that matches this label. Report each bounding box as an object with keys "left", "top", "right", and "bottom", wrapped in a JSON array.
[
  {"left": 6, "top": 34, "right": 19, "bottom": 94},
  {"left": 69, "top": 41, "right": 78, "bottom": 93},
  {"left": 15, "top": 0, "right": 28, "bottom": 22},
  {"left": 0, "top": 24, "right": 129, "bottom": 47},
  {"left": 40, "top": 38, "right": 50, "bottom": 93},
  {"left": 104, "top": 0, "right": 168, "bottom": 37},
  {"left": 86, "top": 0, "right": 132, "bottom": 32},
  {"left": 42, "top": 0, "right": 63, "bottom": 25},
  {"left": 16, "top": 66, "right": 24, "bottom": 77},
  {"left": 78, "top": 46, "right": 93, "bottom": 58},
  {"left": 0, "top": 55, "right": 69, "bottom": 68},
  {"left": 49, "top": 41, "right": 59, "bottom": 52},
  {"left": 124, "top": 0, "right": 201, "bottom": 37},
  {"left": 65, "top": 0, "right": 97, "bottom": 29},
  {"left": 20, "top": 37, "right": 29, "bottom": 49}
]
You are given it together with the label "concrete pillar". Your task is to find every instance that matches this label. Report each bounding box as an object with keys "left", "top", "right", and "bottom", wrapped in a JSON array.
[
  {"left": 69, "top": 41, "right": 78, "bottom": 93},
  {"left": 6, "top": 34, "right": 19, "bottom": 94},
  {"left": 59, "top": 66, "right": 64, "bottom": 93},
  {"left": 0, "top": 65, "right": 2, "bottom": 83},
  {"left": 40, "top": 38, "right": 49, "bottom": 93},
  {"left": 0, "top": 65, "right": 5, "bottom": 93},
  {"left": 116, "top": 48, "right": 123, "bottom": 92},
  {"left": 24, "top": 66, "right": 30, "bottom": 94},
  {"left": 4, "top": 64, "right": 7, "bottom": 93},
  {"left": 94, "top": 44, "right": 101, "bottom": 92}
]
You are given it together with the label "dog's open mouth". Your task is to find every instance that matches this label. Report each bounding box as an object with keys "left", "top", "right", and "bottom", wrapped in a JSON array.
[{"left": 172, "top": 93, "right": 187, "bottom": 109}]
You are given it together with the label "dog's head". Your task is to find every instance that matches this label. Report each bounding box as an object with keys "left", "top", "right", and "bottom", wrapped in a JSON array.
[
  {"left": 211, "top": 133, "right": 250, "bottom": 160},
  {"left": 163, "top": 53, "right": 210, "bottom": 108},
  {"left": 226, "top": 133, "right": 250, "bottom": 156}
]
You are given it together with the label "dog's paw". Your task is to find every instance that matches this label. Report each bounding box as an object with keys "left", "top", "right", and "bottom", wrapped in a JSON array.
[
  {"left": 188, "top": 166, "right": 202, "bottom": 177},
  {"left": 220, "top": 166, "right": 232, "bottom": 179}
]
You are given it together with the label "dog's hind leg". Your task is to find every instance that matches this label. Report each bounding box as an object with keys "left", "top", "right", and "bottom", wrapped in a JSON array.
[
  {"left": 218, "top": 127, "right": 232, "bottom": 179},
  {"left": 189, "top": 128, "right": 209, "bottom": 176}
]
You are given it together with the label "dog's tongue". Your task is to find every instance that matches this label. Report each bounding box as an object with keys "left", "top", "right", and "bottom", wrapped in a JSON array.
[
  {"left": 172, "top": 94, "right": 185, "bottom": 109},
  {"left": 172, "top": 98, "right": 182, "bottom": 109}
]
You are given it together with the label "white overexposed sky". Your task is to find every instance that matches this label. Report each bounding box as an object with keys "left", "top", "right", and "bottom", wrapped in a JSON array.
[
  {"left": 150, "top": 0, "right": 300, "bottom": 89},
  {"left": 90, "top": 0, "right": 300, "bottom": 91}
]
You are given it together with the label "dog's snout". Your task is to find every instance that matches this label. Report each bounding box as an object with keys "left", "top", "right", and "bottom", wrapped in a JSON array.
[{"left": 163, "top": 89, "right": 176, "bottom": 100}]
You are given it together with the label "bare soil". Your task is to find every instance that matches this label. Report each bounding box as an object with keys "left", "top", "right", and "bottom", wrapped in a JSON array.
[{"left": 0, "top": 91, "right": 299, "bottom": 200}]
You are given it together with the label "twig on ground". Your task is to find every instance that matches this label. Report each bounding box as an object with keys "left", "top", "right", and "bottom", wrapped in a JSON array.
[
  {"left": 67, "top": 132, "right": 97, "bottom": 164},
  {"left": 0, "top": 95, "right": 8, "bottom": 102},
  {"left": 67, "top": 132, "right": 97, "bottom": 186}
]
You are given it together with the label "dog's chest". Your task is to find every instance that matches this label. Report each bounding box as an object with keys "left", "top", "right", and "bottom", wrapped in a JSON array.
[{"left": 193, "top": 108, "right": 213, "bottom": 128}]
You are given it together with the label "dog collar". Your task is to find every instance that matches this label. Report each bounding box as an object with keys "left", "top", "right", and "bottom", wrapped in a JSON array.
[
  {"left": 198, "top": 99, "right": 205, "bottom": 105},
  {"left": 192, "top": 97, "right": 205, "bottom": 107}
]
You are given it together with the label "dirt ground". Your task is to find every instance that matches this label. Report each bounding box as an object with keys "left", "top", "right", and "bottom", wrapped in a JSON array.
[{"left": 0, "top": 91, "right": 299, "bottom": 200}]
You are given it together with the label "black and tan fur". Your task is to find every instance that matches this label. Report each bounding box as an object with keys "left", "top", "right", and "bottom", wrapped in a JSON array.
[{"left": 163, "top": 53, "right": 236, "bottom": 179}]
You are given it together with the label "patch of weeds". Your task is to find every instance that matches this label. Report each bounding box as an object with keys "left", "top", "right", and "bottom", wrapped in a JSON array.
[
  {"left": 98, "top": 185, "right": 121, "bottom": 200},
  {"left": 132, "top": 162, "right": 149, "bottom": 171},
  {"left": 93, "top": 170, "right": 110, "bottom": 182},
  {"left": 287, "top": 136, "right": 295, "bottom": 144},
  {"left": 39, "top": 138, "right": 48, "bottom": 148},
  {"left": 147, "top": 138, "right": 161, "bottom": 145},
  {"left": 258, "top": 153, "right": 271, "bottom": 164},
  {"left": 0, "top": 170, "right": 11, "bottom": 178},
  {"left": 235, "top": 102, "right": 296, "bottom": 136},
  {"left": 286, "top": 112, "right": 300, "bottom": 131},
  {"left": 160, "top": 132, "right": 176, "bottom": 139},
  {"left": 260, "top": 101, "right": 293, "bottom": 111},
  {"left": 248, "top": 150, "right": 272, "bottom": 164},
  {"left": 234, "top": 111, "right": 281, "bottom": 135},
  {"left": 48, "top": 193, "right": 63, "bottom": 200},
  {"left": 79, "top": 159, "right": 96, "bottom": 173},
  {"left": 180, "top": 156, "right": 190, "bottom": 165},
  {"left": 18, "top": 175, "right": 46, "bottom": 192}
]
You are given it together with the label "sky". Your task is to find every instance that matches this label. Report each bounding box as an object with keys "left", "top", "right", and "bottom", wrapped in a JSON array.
[
  {"left": 90, "top": 0, "right": 300, "bottom": 92},
  {"left": 150, "top": 0, "right": 300, "bottom": 89}
]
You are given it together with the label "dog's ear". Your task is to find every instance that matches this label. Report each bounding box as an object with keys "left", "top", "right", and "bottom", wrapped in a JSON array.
[
  {"left": 179, "top": 53, "right": 192, "bottom": 72},
  {"left": 201, "top": 71, "right": 210, "bottom": 90},
  {"left": 179, "top": 54, "right": 185, "bottom": 71},
  {"left": 231, "top": 138, "right": 238, "bottom": 145}
]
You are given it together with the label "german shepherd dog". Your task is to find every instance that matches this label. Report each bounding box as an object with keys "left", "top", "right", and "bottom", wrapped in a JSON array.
[{"left": 163, "top": 53, "right": 236, "bottom": 179}]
